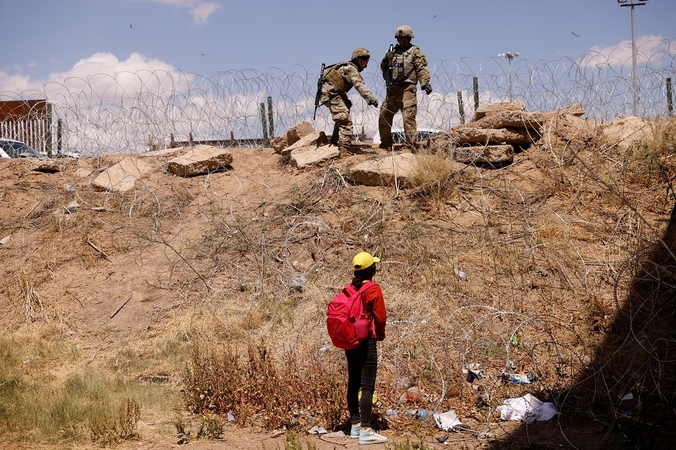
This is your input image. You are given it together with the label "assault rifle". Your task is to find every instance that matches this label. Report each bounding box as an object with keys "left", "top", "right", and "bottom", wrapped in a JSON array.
[{"left": 313, "top": 63, "right": 326, "bottom": 120}]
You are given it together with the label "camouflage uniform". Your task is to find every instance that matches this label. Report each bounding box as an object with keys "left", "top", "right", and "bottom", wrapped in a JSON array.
[
  {"left": 378, "top": 26, "right": 431, "bottom": 148},
  {"left": 320, "top": 55, "right": 378, "bottom": 148}
]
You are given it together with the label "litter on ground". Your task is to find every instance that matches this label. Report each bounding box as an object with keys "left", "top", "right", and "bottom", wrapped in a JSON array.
[{"left": 496, "top": 393, "right": 558, "bottom": 425}]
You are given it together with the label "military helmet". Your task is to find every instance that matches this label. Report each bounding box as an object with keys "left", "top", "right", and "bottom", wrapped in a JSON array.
[
  {"left": 351, "top": 48, "right": 371, "bottom": 60},
  {"left": 395, "top": 25, "right": 414, "bottom": 39}
]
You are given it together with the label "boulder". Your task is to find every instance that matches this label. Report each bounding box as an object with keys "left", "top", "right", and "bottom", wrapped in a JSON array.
[
  {"left": 350, "top": 152, "right": 418, "bottom": 187},
  {"left": 272, "top": 121, "right": 315, "bottom": 154},
  {"left": 454, "top": 144, "right": 514, "bottom": 165},
  {"left": 166, "top": 145, "right": 233, "bottom": 177},
  {"left": 470, "top": 111, "right": 545, "bottom": 131},
  {"left": 281, "top": 131, "right": 328, "bottom": 156},
  {"left": 448, "top": 127, "right": 537, "bottom": 146},
  {"left": 28, "top": 159, "right": 60, "bottom": 173},
  {"left": 92, "top": 157, "right": 153, "bottom": 192},
  {"left": 290, "top": 144, "right": 340, "bottom": 169},
  {"left": 474, "top": 101, "right": 525, "bottom": 120},
  {"left": 602, "top": 115, "right": 654, "bottom": 152},
  {"left": 543, "top": 103, "right": 586, "bottom": 119}
]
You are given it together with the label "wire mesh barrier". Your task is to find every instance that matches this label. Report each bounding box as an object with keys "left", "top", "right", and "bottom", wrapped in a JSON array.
[{"left": 0, "top": 39, "right": 674, "bottom": 157}]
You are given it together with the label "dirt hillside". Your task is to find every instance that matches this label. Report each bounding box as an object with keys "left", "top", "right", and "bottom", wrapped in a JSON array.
[{"left": 1, "top": 114, "right": 675, "bottom": 450}]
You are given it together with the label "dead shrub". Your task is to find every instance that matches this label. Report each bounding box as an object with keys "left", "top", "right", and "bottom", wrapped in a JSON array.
[{"left": 182, "top": 341, "right": 347, "bottom": 431}]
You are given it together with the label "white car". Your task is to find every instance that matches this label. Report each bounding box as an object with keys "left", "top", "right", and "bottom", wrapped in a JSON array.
[{"left": 0, "top": 138, "right": 44, "bottom": 158}]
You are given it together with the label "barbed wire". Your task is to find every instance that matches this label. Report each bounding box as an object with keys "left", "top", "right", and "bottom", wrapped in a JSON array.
[{"left": 0, "top": 39, "right": 674, "bottom": 156}]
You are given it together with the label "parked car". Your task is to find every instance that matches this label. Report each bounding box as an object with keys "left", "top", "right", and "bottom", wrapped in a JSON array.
[
  {"left": 391, "top": 129, "right": 440, "bottom": 144},
  {"left": 371, "top": 128, "right": 440, "bottom": 145},
  {"left": 0, "top": 138, "right": 44, "bottom": 158}
]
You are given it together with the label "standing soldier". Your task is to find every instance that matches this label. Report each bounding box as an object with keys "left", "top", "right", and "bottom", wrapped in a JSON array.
[
  {"left": 378, "top": 25, "right": 432, "bottom": 150},
  {"left": 319, "top": 48, "right": 379, "bottom": 152}
]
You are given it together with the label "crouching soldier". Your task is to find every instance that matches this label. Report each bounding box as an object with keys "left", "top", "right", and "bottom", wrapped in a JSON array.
[{"left": 319, "top": 48, "right": 379, "bottom": 152}]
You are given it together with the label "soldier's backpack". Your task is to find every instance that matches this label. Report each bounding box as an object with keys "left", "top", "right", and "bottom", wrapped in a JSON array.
[{"left": 326, "top": 281, "right": 374, "bottom": 350}]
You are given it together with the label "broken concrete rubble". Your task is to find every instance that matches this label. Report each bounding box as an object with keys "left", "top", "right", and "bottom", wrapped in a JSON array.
[
  {"left": 428, "top": 103, "right": 598, "bottom": 167},
  {"left": 454, "top": 144, "right": 515, "bottom": 165},
  {"left": 448, "top": 127, "right": 536, "bottom": 146},
  {"left": 349, "top": 152, "right": 418, "bottom": 187},
  {"left": 92, "top": 157, "right": 153, "bottom": 192},
  {"left": 271, "top": 121, "right": 315, "bottom": 154},
  {"left": 473, "top": 101, "right": 525, "bottom": 121},
  {"left": 166, "top": 145, "right": 233, "bottom": 177},
  {"left": 281, "top": 131, "right": 328, "bottom": 157},
  {"left": 291, "top": 144, "right": 340, "bottom": 169}
]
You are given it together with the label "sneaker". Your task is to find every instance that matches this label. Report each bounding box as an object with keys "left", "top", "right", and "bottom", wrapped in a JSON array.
[
  {"left": 358, "top": 427, "right": 387, "bottom": 445},
  {"left": 350, "top": 424, "right": 360, "bottom": 439}
]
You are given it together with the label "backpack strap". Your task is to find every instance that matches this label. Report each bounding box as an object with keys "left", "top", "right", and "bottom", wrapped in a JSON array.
[{"left": 355, "top": 281, "right": 374, "bottom": 317}]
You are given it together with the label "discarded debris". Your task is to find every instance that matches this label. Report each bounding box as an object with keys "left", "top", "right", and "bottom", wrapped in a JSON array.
[
  {"left": 307, "top": 425, "right": 327, "bottom": 435},
  {"left": 501, "top": 372, "right": 534, "bottom": 384},
  {"left": 110, "top": 294, "right": 132, "bottom": 319},
  {"left": 433, "top": 410, "right": 464, "bottom": 431},
  {"left": 496, "top": 393, "right": 558, "bottom": 425}
]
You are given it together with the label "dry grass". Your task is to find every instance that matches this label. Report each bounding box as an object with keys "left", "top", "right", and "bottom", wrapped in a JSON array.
[{"left": 0, "top": 118, "right": 675, "bottom": 447}]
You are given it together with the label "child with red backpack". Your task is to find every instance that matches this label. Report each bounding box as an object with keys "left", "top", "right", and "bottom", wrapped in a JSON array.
[{"left": 344, "top": 252, "right": 388, "bottom": 445}]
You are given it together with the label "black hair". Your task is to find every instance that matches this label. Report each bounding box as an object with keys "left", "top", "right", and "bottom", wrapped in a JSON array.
[{"left": 352, "top": 263, "right": 376, "bottom": 289}]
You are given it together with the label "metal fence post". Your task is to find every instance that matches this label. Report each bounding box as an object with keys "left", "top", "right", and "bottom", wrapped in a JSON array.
[
  {"left": 46, "top": 102, "right": 53, "bottom": 157},
  {"left": 267, "top": 96, "right": 274, "bottom": 140},
  {"left": 457, "top": 91, "right": 465, "bottom": 124},
  {"left": 260, "top": 102, "right": 269, "bottom": 147},
  {"left": 667, "top": 78, "right": 673, "bottom": 116},
  {"left": 473, "top": 77, "right": 479, "bottom": 113},
  {"left": 57, "top": 119, "right": 62, "bottom": 155}
]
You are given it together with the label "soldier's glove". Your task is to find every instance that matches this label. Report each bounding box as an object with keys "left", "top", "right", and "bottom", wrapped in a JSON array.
[
  {"left": 368, "top": 98, "right": 379, "bottom": 108},
  {"left": 421, "top": 84, "right": 433, "bottom": 95}
]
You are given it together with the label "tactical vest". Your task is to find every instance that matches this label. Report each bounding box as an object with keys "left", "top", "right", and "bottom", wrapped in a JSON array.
[
  {"left": 387, "top": 45, "right": 418, "bottom": 86},
  {"left": 323, "top": 62, "right": 355, "bottom": 94}
]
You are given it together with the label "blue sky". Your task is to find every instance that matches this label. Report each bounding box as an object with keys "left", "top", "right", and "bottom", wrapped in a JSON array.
[{"left": 1, "top": 0, "right": 674, "bottom": 93}]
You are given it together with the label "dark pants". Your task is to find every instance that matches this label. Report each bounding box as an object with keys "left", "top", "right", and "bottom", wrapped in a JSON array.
[{"left": 345, "top": 338, "right": 378, "bottom": 427}]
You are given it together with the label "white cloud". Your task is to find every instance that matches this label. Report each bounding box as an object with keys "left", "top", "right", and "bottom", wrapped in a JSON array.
[
  {"left": 577, "top": 35, "right": 672, "bottom": 68},
  {"left": 191, "top": 2, "right": 221, "bottom": 25},
  {"left": 149, "top": 0, "right": 221, "bottom": 25},
  {"left": 0, "top": 52, "right": 192, "bottom": 104}
]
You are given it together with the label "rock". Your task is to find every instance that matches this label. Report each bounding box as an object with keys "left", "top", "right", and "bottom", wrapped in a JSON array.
[
  {"left": 454, "top": 144, "right": 514, "bottom": 165},
  {"left": 462, "top": 111, "right": 545, "bottom": 131},
  {"left": 28, "top": 159, "right": 60, "bottom": 173},
  {"left": 166, "top": 145, "right": 233, "bottom": 177},
  {"left": 281, "top": 131, "right": 328, "bottom": 156},
  {"left": 272, "top": 121, "right": 315, "bottom": 154},
  {"left": 474, "top": 101, "right": 525, "bottom": 120},
  {"left": 92, "top": 157, "right": 153, "bottom": 192},
  {"left": 601, "top": 115, "right": 654, "bottom": 152},
  {"left": 543, "top": 103, "right": 586, "bottom": 119},
  {"left": 449, "top": 127, "right": 537, "bottom": 146},
  {"left": 350, "top": 152, "right": 418, "bottom": 187},
  {"left": 290, "top": 144, "right": 340, "bottom": 169}
]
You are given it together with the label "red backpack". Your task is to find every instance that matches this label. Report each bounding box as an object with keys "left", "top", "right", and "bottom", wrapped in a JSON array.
[{"left": 326, "top": 281, "right": 374, "bottom": 350}]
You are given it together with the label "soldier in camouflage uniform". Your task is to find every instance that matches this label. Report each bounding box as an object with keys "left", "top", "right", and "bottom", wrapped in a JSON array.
[
  {"left": 320, "top": 48, "right": 379, "bottom": 151},
  {"left": 378, "top": 25, "right": 432, "bottom": 149}
]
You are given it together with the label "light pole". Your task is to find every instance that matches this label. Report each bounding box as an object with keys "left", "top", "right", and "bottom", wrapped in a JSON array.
[
  {"left": 499, "top": 52, "right": 520, "bottom": 101},
  {"left": 618, "top": 0, "right": 647, "bottom": 116}
]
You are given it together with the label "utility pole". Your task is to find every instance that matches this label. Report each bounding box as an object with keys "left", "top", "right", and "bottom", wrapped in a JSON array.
[
  {"left": 499, "top": 52, "right": 520, "bottom": 101},
  {"left": 618, "top": 0, "right": 648, "bottom": 116}
]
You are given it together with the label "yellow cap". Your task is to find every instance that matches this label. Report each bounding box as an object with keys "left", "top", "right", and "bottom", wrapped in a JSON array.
[{"left": 352, "top": 252, "right": 380, "bottom": 271}]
